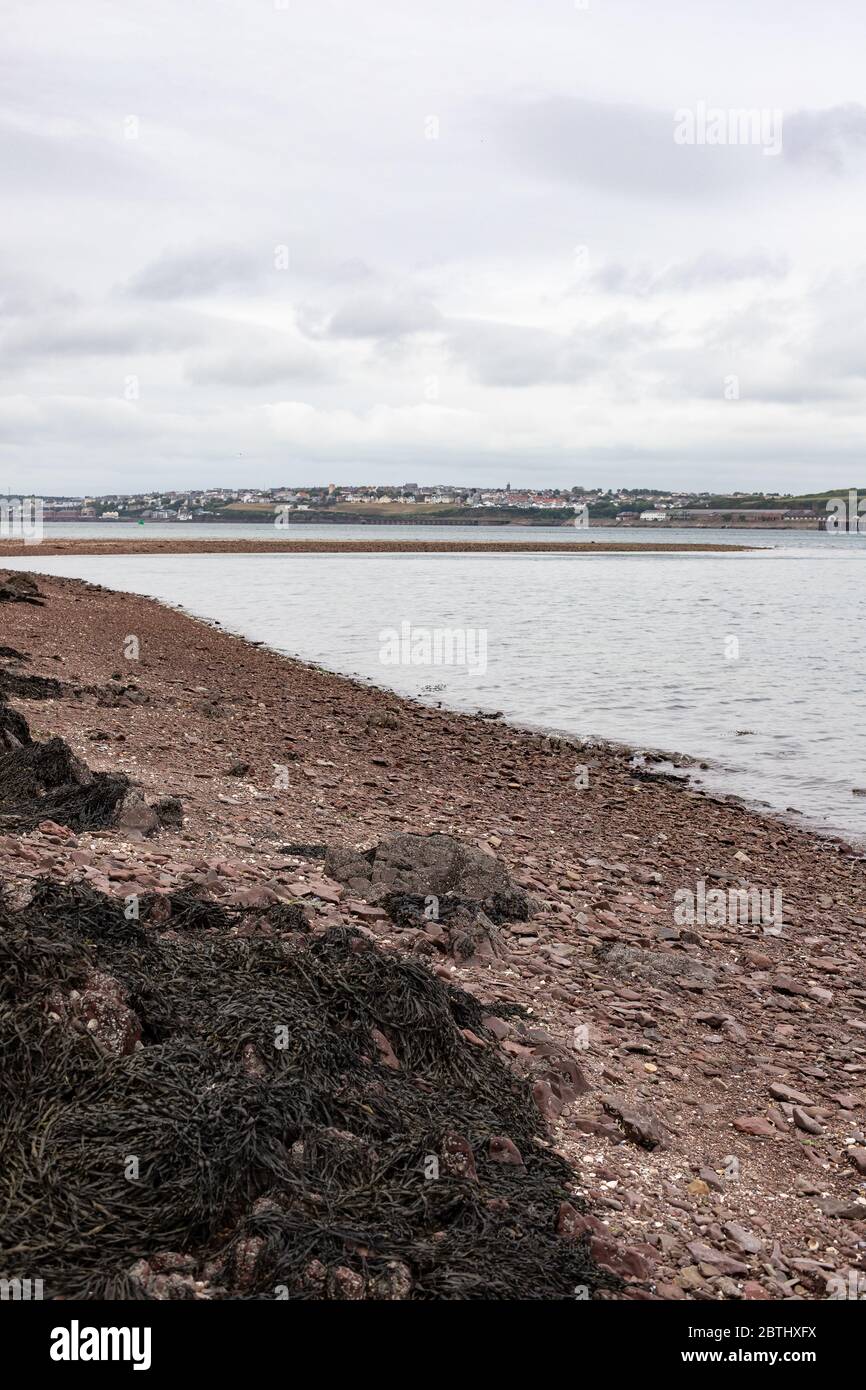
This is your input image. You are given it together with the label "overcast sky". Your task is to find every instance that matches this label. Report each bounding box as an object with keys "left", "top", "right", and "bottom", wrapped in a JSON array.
[{"left": 3, "top": 0, "right": 866, "bottom": 494}]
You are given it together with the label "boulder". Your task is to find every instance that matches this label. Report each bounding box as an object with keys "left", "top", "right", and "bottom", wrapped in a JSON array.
[
  {"left": 601, "top": 1094, "right": 667, "bottom": 1149},
  {"left": 152, "top": 795, "right": 184, "bottom": 829},
  {"left": 0, "top": 571, "right": 44, "bottom": 605},
  {"left": 325, "top": 832, "right": 530, "bottom": 923},
  {"left": 488, "top": 1135, "right": 525, "bottom": 1166},
  {"left": 599, "top": 942, "right": 717, "bottom": 991},
  {"left": 114, "top": 787, "right": 160, "bottom": 838}
]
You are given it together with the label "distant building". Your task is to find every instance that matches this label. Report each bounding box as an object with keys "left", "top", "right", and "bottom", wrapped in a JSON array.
[{"left": 675, "top": 508, "right": 787, "bottom": 522}]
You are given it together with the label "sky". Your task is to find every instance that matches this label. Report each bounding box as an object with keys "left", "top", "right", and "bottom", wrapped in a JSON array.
[{"left": 3, "top": 0, "right": 866, "bottom": 495}]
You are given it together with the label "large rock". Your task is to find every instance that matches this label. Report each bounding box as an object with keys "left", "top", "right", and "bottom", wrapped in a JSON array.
[
  {"left": 114, "top": 787, "right": 160, "bottom": 838},
  {"left": 152, "top": 795, "right": 184, "bottom": 829},
  {"left": 325, "top": 832, "right": 530, "bottom": 923},
  {"left": 0, "top": 572, "right": 44, "bottom": 605},
  {"left": 598, "top": 941, "right": 717, "bottom": 991},
  {"left": 601, "top": 1094, "right": 667, "bottom": 1149}
]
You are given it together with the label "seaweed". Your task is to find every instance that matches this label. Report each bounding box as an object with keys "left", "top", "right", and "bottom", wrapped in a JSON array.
[
  {"left": 0, "top": 694, "right": 128, "bottom": 831},
  {"left": 0, "top": 879, "right": 613, "bottom": 1301},
  {"left": 0, "top": 669, "right": 67, "bottom": 701},
  {"left": 0, "top": 731, "right": 129, "bottom": 831}
]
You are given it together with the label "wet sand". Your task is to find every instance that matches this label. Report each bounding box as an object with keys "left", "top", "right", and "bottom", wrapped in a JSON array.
[{"left": 0, "top": 538, "right": 752, "bottom": 557}]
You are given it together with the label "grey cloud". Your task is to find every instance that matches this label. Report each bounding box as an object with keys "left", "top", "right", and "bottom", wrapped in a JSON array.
[
  {"left": 0, "top": 270, "right": 78, "bottom": 319},
  {"left": 672, "top": 359, "right": 853, "bottom": 405},
  {"left": 127, "top": 242, "right": 377, "bottom": 304},
  {"left": 658, "top": 250, "right": 789, "bottom": 292},
  {"left": 307, "top": 291, "right": 443, "bottom": 340},
  {"left": 445, "top": 313, "right": 663, "bottom": 387},
  {"left": 290, "top": 254, "right": 379, "bottom": 289},
  {"left": 0, "top": 117, "right": 152, "bottom": 196},
  {"left": 501, "top": 97, "right": 866, "bottom": 202},
  {"left": 498, "top": 97, "right": 754, "bottom": 201},
  {"left": 5, "top": 0, "right": 866, "bottom": 492},
  {"left": 445, "top": 319, "right": 598, "bottom": 387},
  {"left": 801, "top": 273, "right": 866, "bottom": 379},
  {"left": 185, "top": 348, "right": 330, "bottom": 387},
  {"left": 784, "top": 103, "right": 866, "bottom": 172},
  {"left": 593, "top": 251, "right": 789, "bottom": 296},
  {"left": 0, "top": 308, "right": 203, "bottom": 365},
  {"left": 701, "top": 300, "right": 793, "bottom": 356},
  {"left": 636, "top": 286, "right": 866, "bottom": 405},
  {"left": 698, "top": 273, "right": 866, "bottom": 394},
  {"left": 584, "top": 314, "right": 666, "bottom": 352},
  {"left": 126, "top": 245, "right": 265, "bottom": 299}
]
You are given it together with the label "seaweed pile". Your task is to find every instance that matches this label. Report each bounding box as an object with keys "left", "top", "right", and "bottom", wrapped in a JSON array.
[
  {"left": 0, "top": 667, "right": 67, "bottom": 701},
  {"left": 0, "top": 695, "right": 129, "bottom": 832},
  {"left": 0, "top": 877, "right": 612, "bottom": 1300}
]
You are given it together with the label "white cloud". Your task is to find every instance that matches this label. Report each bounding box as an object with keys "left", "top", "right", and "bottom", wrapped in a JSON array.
[{"left": 3, "top": 0, "right": 866, "bottom": 491}]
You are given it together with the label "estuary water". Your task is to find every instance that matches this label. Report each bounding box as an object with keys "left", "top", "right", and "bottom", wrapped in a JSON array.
[{"left": 6, "top": 525, "right": 866, "bottom": 844}]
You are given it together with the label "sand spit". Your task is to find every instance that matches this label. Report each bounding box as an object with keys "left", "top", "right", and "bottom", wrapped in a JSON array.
[{"left": 0, "top": 538, "right": 752, "bottom": 557}]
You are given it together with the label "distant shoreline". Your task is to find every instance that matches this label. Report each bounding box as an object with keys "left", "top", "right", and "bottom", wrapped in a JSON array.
[
  {"left": 0, "top": 537, "right": 754, "bottom": 556},
  {"left": 42, "top": 514, "right": 824, "bottom": 530}
]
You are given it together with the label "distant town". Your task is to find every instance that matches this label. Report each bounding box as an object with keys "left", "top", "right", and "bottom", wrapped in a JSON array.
[{"left": 28, "top": 482, "right": 853, "bottom": 527}]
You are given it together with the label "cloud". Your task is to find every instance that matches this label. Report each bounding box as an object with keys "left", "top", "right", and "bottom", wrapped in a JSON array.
[
  {"left": 4, "top": 0, "right": 866, "bottom": 491},
  {"left": 184, "top": 347, "right": 330, "bottom": 387},
  {"left": 499, "top": 96, "right": 866, "bottom": 202},
  {"left": 0, "top": 269, "right": 78, "bottom": 319},
  {"left": 443, "top": 319, "right": 594, "bottom": 386},
  {"left": 0, "top": 116, "right": 151, "bottom": 196},
  {"left": 593, "top": 250, "right": 789, "bottom": 296},
  {"left": 126, "top": 244, "right": 265, "bottom": 299},
  {"left": 498, "top": 97, "right": 757, "bottom": 201},
  {"left": 784, "top": 103, "right": 866, "bottom": 172},
  {"left": 799, "top": 269, "right": 866, "bottom": 381},
  {"left": 444, "top": 314, "right": 663, "bottom": 387},
  {"left": 305, "top": 290, "right": 443, "bottom": 340},
  {"left": 0, "top": 307, "right": 203, "bottom": 365}
]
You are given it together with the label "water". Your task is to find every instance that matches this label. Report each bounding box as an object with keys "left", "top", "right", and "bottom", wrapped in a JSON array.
[{"left": 6, "top": 528, "right": 866, "bottom": 844}]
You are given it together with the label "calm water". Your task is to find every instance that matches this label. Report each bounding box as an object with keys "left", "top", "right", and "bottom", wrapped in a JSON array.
[{"left": 6, "top": 528, "right": 866, "bottom": 844}]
